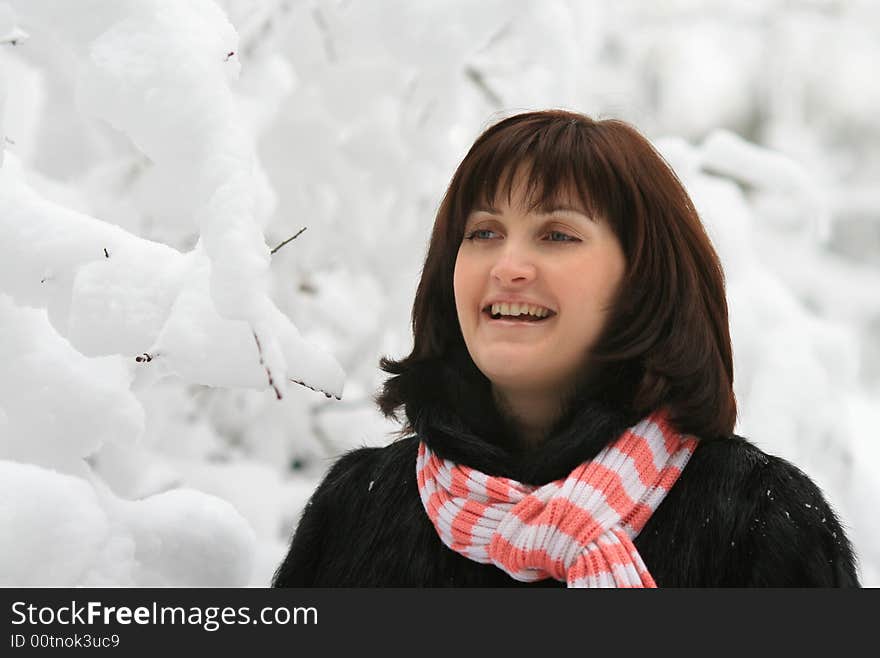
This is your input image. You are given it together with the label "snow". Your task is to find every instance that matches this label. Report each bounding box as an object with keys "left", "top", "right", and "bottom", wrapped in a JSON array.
[
  {"left": 1, "top": 0, "right": 878, "bottom": 587},
  {"left": 0, "top": 0, "right": 341, "bottom": 587},
  {"left": 0, "top": 3, "right": 27, "bottom": 46},
  {"left": 0, "top": 460, "right": 255, "bottom": 586},
  {"left": 0, "top": 293, "right": 144, "bottom": 475}
]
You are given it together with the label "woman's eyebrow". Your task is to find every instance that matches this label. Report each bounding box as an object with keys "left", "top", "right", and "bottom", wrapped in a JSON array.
[
  {"left": 537, "top": 204, "right": 596, "bottom": 222},
  {"left": 467, "top": 204, "right": 597, "bottom": 223}
]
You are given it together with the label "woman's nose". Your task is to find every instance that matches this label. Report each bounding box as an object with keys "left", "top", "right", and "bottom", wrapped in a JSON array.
[{"left": 489, "top": 244, "right": 537, "bottom": 284}]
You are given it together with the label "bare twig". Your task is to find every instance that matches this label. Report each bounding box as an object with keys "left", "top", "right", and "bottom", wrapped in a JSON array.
[
  {"left": 464, "top": 65, "right": 502, "bottom": 108},
  {"left": 290, "top": 378, "right": 340, "bottom": 400},
  {"left": 253, "top": 330, "right": 283, "bottom": 400},
  {"left": 310, "top": 7, "right": 337, "bottom": 63},
  {"left": 270, "top": 226, "right": 307, "bottom": 255}
]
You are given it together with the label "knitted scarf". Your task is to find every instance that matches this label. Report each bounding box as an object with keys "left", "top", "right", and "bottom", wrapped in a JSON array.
[{"left": 416, "top": 408, "right": 698, "bottom": 588}]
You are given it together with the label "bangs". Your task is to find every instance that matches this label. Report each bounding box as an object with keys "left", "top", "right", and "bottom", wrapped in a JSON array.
[{"left": 452, "top": 116, "right": 609, "bottom": 224}]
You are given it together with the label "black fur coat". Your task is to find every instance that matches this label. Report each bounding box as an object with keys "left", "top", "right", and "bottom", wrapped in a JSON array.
[{"left": 273, "top": 357, "right": 860, "bottom": 587}]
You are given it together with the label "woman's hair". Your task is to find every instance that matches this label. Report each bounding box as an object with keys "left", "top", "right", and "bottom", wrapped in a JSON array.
[{"left": 376, "top": 109, "right": 736, "bottom": 441}]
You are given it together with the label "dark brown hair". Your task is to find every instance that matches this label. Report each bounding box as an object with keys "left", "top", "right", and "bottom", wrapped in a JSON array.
[{"left": 376, "top": 109, "right": 736, "bottom": 440}]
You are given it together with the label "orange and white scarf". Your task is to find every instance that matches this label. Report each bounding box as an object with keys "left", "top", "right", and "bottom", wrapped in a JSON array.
[{"left": 416, "top": 408, "right": 697, "bottom": 588}]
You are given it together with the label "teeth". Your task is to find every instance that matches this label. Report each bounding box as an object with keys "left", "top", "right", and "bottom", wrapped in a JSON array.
[{"left": 489, "top": 302, "right": 551, "bottom": 318}]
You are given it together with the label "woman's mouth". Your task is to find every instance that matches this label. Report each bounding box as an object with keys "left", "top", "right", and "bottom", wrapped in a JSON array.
[{"left": 482, "top": 303, "right": 556, "bottom": 324}]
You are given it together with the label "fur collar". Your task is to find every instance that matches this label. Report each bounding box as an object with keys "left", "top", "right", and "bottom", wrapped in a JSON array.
[{"left": 396, "top": 352, "right": 642, "bottom": 486}]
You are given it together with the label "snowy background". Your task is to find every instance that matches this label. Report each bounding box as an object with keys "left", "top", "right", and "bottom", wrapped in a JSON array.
[{"left": 1, "top": 0, "right": 877, "bottom": 587}]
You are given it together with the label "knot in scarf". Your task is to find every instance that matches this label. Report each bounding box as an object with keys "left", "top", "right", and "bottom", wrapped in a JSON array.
[{"left": 416, "top": 408, "right": 697, "bottom": 587}]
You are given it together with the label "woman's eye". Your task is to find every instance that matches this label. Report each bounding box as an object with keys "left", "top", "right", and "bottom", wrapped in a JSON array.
[
  {"left": 464, "top": 229, "right": 497, "bottom": 241},
  {"left": 545, "top": 231, "right": 578, "bottom": 242},
  {"left": 463, "top": 229, "right": 579, "bottom": 242}
]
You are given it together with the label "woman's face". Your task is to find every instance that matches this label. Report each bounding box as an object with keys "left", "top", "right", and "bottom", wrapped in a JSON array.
[{"left": 453, "top": 169, "right": 627, "bottom": 398}]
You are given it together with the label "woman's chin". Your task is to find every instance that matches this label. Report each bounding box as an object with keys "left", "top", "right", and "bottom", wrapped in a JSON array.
[{"left": 476, "top": 359, "right": 552, "bottom": 392}]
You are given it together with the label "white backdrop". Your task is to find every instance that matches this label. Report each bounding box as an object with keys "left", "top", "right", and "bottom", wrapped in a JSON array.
[{"left": 1, "top": 0, "right": 877, "bottom": 586}]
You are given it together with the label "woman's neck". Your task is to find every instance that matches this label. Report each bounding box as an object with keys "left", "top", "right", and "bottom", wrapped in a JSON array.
[{"left": 491, "top": 385, "right": 567, "bottom": 449}]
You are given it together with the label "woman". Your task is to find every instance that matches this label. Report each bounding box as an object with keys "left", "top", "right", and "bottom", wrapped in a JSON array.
[{"left": 273, "top": 110, "right": 860, "bottom": 587}]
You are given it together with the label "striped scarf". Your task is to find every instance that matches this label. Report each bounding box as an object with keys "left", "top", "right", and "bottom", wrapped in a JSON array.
[{"left": 416, "top": 408, "right": 698, "bottom": 587}]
